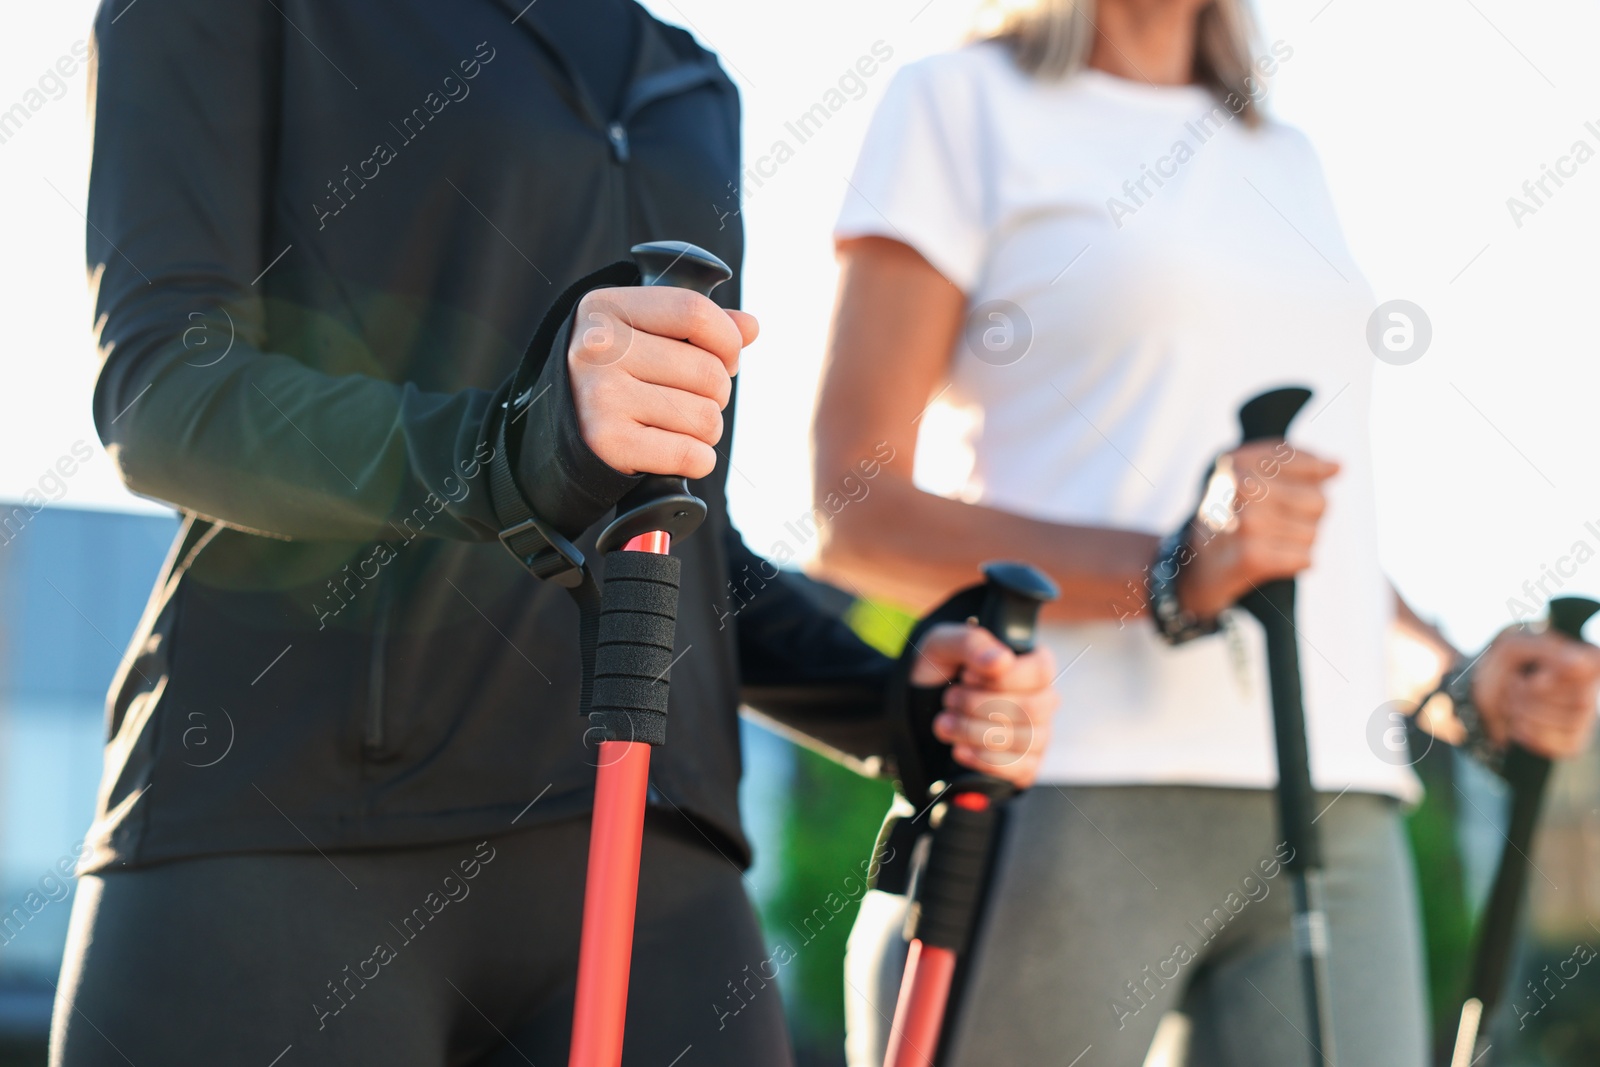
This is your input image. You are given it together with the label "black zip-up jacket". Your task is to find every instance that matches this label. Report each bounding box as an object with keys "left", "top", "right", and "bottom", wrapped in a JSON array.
[{"left": 83, "top": 0, "right": 892, "bottom": 874}]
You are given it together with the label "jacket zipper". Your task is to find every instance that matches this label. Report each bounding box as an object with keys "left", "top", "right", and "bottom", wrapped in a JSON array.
[
  {"left": 513, "top": 13, "right": 720, "bottom": 228},
  {"left": 364, "top": 578, "right": 395, "bottom": 755},
  {"left": 603, "top": 64, "right": 720, "bottom": 252}
]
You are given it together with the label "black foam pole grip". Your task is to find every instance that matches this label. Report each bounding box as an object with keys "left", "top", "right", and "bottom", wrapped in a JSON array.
[
  {"left": 915, "top": 787, "right": 1007, "bottom": 951},
  {"left": 587, "top": 551, "right": 682, "bottom": 746}
]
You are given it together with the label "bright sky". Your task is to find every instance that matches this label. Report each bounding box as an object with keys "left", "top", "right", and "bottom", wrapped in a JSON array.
[{"left": 3, "top": 0, "right": 1598, "bottom": 651}]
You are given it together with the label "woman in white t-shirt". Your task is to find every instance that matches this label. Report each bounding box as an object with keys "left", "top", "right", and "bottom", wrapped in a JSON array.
[{"left": 813, "top": 1, "right": 1600, "bottom": 1064}]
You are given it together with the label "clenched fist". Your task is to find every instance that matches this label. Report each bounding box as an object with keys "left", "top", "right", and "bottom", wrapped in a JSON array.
[
  {"left": 1474, "top": 626, "right": 1600, "bottom": 760},
  {"left": 1178, "top": 441, "right": 1342, "bottom": 621},
  {"left": 568, "top": 286, "right": 759, "bottom": 479},
  {"left": 912, "top": 623, "right": 1059, "bottom": 790}
]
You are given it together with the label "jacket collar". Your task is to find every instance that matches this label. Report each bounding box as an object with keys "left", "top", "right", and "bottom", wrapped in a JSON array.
[{"left": 492, "top": 0, "right": 726, "bottom": 128}]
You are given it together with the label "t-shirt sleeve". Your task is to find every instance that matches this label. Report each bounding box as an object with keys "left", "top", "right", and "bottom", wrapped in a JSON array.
[{"left": 835, "top": 60, "right": 988, "bottom": 292}]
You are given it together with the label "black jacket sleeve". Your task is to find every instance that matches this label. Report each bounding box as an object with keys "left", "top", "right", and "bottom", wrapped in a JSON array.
[
  {"left": 728, "top": 527, "right": 895, "bottom": 772},
  {"left": 86, "top": 0, "right": 626, "bottom": 544}
]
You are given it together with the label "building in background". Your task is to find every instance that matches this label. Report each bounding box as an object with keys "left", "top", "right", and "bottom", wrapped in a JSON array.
[{"left": 0, "top": 506, "right": 175, "bottom": 1048}]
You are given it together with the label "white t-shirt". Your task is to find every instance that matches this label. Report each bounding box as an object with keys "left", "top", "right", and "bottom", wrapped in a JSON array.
[{"left": 837, "top": 43, "right": 1418, "bottom": 801}]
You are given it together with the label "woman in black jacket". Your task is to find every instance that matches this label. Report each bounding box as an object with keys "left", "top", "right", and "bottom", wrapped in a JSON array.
[{"left": 56, "top": 1, "right": 1058, "bottom": 1063}]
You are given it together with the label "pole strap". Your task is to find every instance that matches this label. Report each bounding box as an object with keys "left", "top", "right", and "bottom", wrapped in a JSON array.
[
  {"left": 487, "top": 260, "right": 640, "bottom": 588},
  {"left": 483, "top": 260, "right": 669, "bottom": 742}
]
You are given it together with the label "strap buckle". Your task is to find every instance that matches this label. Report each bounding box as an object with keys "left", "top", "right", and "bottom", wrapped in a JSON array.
[{"left": 497, "top": 516, "right": 587, "bottom": 589}]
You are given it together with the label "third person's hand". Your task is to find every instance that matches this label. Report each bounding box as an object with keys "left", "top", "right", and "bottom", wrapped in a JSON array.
[{"left": 1474, "top": 626, "right": 1600, "bottom": 759}]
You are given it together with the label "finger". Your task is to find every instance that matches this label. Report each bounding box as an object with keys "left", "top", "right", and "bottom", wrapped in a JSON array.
[
  {"left": 952, "top": 743, "right": 1039, "bottom": 785},
  {"left": 1235, "top": 540, "right": 1315, "bottom": 581},
  {"left": 1516, "top": 702, "right": 1598, "bottom": 736},
  {"left": 1230, "top": 444, "right": 1339, "bottom": 481},
  {"left": 943, "top": 682, "right": 1053, "bottom": 727},
  {"left": 1234, "top": 506, "right": 1322, "bottom": 549},
  {"left": 583, "top": 287, "right": 746, "bottom": 372},
  {"left": 949, "top": 648, "right": 1055, "bottom": 694},
  {"left": 727, "top": 309, "right": 760, "bottom": 349},
  {"left": 1264, "top": 482, "right": 1329, "bottom": 523},
  {"left": 1293, "top": 458, "right": 1342, "bottom": 482},
  {"left": 1550, "top": 639, "right": 1600, "bottom": 684},
  {"left": 1501, "top": 636, "right": 1597, "bottom": 690},
  {"left": 910, "top": 624, "right": 1015, "bottom": 687},
  {"left": 1511, "top": 716, "right": 1596, "bottom": 758},
  {"left": 623, "top": 335, "right": 733, "bottom": 408},
  {"left": 623, "top": 380, "right": 725, "bottom": 446},
  {"left": 933, "top": 705, "right": 1036, "bottom": 753},
  {"left": 1274, "top": 449, "right": 1342, "bottom": 482},
  {"left": 616, "top": 424, "right": 718, "bottom": 480}
]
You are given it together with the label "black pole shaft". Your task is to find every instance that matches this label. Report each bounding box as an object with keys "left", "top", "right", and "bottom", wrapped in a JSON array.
[
  {"left": 1235, "top": 386, "right": 1333, "bottom": 1067},
  {"left": 1241, "top": 580, "right": 1336, "bottom": 1067},
  {"left": 1466, "top": 746, "right": 1551, "bottom": 1017},
  {"left": 1451, "top": 597, "right": 1598, "bottom": 1066}
]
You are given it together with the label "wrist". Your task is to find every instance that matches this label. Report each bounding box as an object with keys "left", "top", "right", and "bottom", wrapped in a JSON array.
[
  {"left": 1174, "top": 557, "right": 1235, "bottom": 623},
  {"left": 1443, "top": 655, "right": 1507, "bottom": 774},
  {"left": 1149, "top": 524, "right": 1221, "bottom": 645}
]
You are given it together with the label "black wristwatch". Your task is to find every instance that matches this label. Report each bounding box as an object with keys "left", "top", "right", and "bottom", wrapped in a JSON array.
[
  {"left": 1441, "top": 657, "right": 1506, "bottom": 774},
  {"left": 1149, "top": 525, "right": 1221, "bottom": 645}
]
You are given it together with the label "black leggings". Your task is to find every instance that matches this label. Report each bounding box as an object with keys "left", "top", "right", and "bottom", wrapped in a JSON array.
[{"left": 51, "top": 814, "right": 790, "bottom": 1066}]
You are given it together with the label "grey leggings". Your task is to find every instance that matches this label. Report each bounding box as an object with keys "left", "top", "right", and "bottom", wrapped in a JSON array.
[{"left": 846, "top": 786, "right": 1428, "bottom": 1067}]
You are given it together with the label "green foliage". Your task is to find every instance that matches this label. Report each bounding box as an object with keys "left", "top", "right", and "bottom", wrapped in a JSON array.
[
  {"left": 749, "top": 597, "right": 909, "bottom": 1062},
  {"left": 843, "top": 598, "right": 917, "bottom": 658},
  {"left": 1403, "top": 747, "right": 1474, "bottom": 1045},
  {"left": 759, "top": 745, "right": 895, "bottom": 1056}
]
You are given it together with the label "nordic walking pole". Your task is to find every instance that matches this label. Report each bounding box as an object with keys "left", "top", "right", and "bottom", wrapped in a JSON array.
[
  {"left": 883, "top": 562, "right": 1058, "bottom": 1067},
  {"left": 1233, "top": 386, "right": 1336, "bottom": 1067},
  {"left": 1448, "top": 596, "right": 1599, "bottom": 1067},
  {"left": 567, "top": 241, "right": 730, "bottom": 1067}
]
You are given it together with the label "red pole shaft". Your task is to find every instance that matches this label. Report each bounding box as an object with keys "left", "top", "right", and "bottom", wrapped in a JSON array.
[
  {"left": 569, "top": 531, "right": 671, "bottom": 1067},
  {"left": 884, "top": 939, "right": 959, "bottom": 1067},
  {"left": 623, "top": 531, "right": 671, "bottom": 554}
]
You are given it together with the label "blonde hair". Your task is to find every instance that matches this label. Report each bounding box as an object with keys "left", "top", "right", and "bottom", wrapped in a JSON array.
[{"left": 977, "top": 0, "right": 1266, "bottom": 125}]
